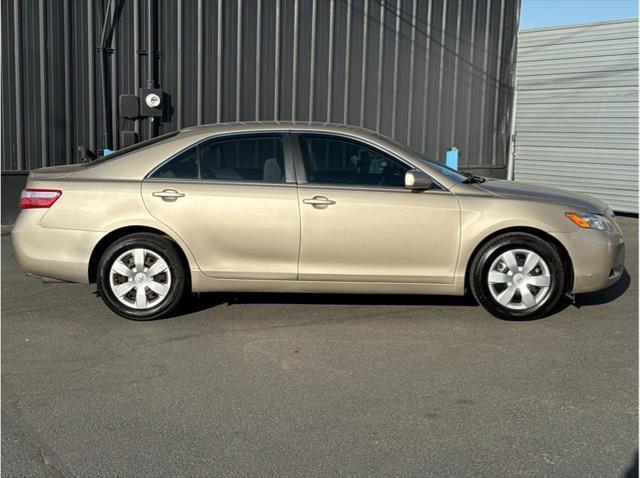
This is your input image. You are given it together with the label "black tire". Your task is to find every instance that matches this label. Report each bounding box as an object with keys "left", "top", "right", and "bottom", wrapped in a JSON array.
[
  {"left": 469, "top": 232, "right": 566, "bottom": 320},
  {"left": 97, "top": 233, "right": 188, "bottom": 320}
]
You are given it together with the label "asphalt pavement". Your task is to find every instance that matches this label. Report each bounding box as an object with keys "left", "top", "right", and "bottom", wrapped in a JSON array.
[{"left": 2, "top": 218, "right": 638, "bottom": 477}]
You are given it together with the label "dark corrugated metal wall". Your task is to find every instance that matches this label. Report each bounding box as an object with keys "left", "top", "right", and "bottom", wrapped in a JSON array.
[{"left": 1, "top": 0, "right": 520, "bottom": 173}]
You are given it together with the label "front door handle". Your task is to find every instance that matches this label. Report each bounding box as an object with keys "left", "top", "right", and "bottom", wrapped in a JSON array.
[
  {"left": 302, "top": 196, "right": 336, "bottom": 209},
  {"left": 152, "top": 189, "right": 185, "bottom": 201}
]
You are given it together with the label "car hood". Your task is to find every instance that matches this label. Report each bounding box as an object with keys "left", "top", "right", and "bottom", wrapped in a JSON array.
[{"left": 473, "top": 179, "right": 608, "bottom": 214}]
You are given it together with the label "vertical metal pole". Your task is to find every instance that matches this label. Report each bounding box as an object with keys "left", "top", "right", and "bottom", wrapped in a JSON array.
[
  {"left": 88, "top": 0, "right": 96, "bottom": 152},
  {"left": 134, "top": 0, "right": 140, "bottom": 135},
  {"left": 420, "top": 0, "right": 433, "bottom": 152},
  {"left": 463, "top": 0, "right": 477, "bottom": 159},
  {"left": 176, "top": 0, "right": 182, "bottom": 129},
  {"left": 375, "top": 0, "right": 385, "bottom": 133},
  {"left": 274, "top": 0, "right": 281, "bottom": 120},
  {"left": 507, "top": 58, "right": 518, "bottom": 181},
  {"left": 326, "top": 0, "right": 335, "bottom": 122},
  {"left": 390, "top": 0, "right": 401, "bottom": 138},
  {"left": 217, "top": 0, "right": 223, "bottom": 122},
  {"left": 110, "top": 0, "right": 118, "bottom": 149},
  {"left": 147, "top": 0, "right": 154, "bottom": 86},
  {"left": 63, "top": 0, "right": 72, "bottom": 163},
  {"left": 147, "top": 0, "right": 156, "bottom": 138},
  {"left": 433, "top": 0, "right": 447, "bottom": 160},
  {"left": 449, "top": 0, "right": 462, "bottom": 147},
  {"left": 491, "top": 0, "right": 506, "bottom": 166},
  {"left": 291, "top": 0, "right": 299, "bottom": 120},
  {"left": 197, "top": 0, "right": 203, "bottom": 125},
  {"left": 255, "top": 0, "right": 261, "bottom": 120},
  {"left": 342, "top": 0, "right": 352, "bottom": 124},
  {"left": 359, "top": 0, "right": 369, "bottom": 127},
  {"left": 507, "top": 0, "right": 521, "bottom": 181},
  {"left": 308, "top": 0, "right": 317, "bottom": 121},
  {"left": 478, "top": 0, "right": 492, "bottom": 164},
  {"left": 406, "top": 0, "right": 417, "bottom": 145},
  {"left": 39, "top": 0, "right": 49, "bottom": 167},
  {"left": 236, "top": 0, "right": 242, "bottom": 122},
  {"left": 13, "top": 0, "right": 24, "bottom": 170}
]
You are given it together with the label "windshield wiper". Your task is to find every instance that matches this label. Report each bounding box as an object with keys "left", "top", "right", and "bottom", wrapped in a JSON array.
[{"left": 461, "top": 171, "right": 486, "bottom": 184}]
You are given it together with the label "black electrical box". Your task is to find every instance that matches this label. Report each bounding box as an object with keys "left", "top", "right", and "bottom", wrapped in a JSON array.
[
  {"left": 139, "top": 88, "right": 163, "bottom": 117},
  {"left": 119, "top": 94, "right": 140, "bottom": 119}
]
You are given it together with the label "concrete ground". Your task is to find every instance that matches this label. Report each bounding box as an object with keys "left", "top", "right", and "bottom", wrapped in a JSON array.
[{"left": 2, "top": 218, "right": 637, "bottom": 478}]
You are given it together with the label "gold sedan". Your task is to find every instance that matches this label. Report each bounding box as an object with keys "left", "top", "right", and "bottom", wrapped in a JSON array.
[{"left": 12, "top": 123, "right": 625, "bottom": 320}]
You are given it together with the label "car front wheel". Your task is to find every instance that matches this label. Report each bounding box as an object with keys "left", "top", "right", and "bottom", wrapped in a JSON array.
[
  {"left": 469, "top": 232, "right": 566, "bottom": 320},
  {"left": 97, "top": 233, "right": 188, "bottom": 320}
]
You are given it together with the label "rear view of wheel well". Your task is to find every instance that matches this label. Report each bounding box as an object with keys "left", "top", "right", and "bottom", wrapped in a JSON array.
[
  {"left": 88, "top": 226, "right": 190, "bottom": 283},
  {"left": 464, "top": 227, "right": 574, "bottom": 294}
]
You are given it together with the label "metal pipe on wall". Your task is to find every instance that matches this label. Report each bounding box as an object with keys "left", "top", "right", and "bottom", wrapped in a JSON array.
[
  {"left": 450, "top": 0, "right": 463, "bottom": 147},
  {"left": 110, "top": 0, "right": 118, "bottom": 149},
  {"left": 88, "top": 0, "right": 96, "bottom": 153},
  {"left": 134, "top": 0, "right": 140, "bottom": 134},
  {"left": 326, "top": 0, "right": 335, "bottom": 123},
  {"left": 236, "top": 0, "right": 242, "bottom": 122},
  {"left": 197, "top": 0, "right": 203, "bottom": 125},
  {"left": 255, "top": 0, "right": 261, "bottom": 120},
  {"left": 434, "top": 0, "right": 448, "bottom": 158},
  {"left": 463, "top": 0, "right": 478, "bottom": 159},
  {"left": 273, "top": 0, "right": 281, "bottom": 120},
  {"left": 342, "top": 0, "right": 352, "bottom": 124},
  {"left": 391, "top": 0, "right": 402, "bottom": 138},
  {"left": 375, "top": 0, "right": 385, "bottom": 133},
  {"left": 63, "top": 0, "right": 72, "bottom": 164},
  {"left": 420, "top": 0, "right": 434, "bottom": 152},
  {"left": 308, "top": 0, "right": 317, "bottom": 121},
  {"left": 406, "top": 0, "right": 417, "bottom": 145},
  {"left": 13, "top": 0, "right": 24, "bottom": 170},
  {"left": 147, "top": 0, "right": 156, "bottom": 138},
  {"left": 291, "top": 0, "right": 299, "bottom": 120},
  {"left": 99, "top": 0, "right": 113, "bottom": 150},
  {"left": 217, "top": 0, "right": 223, "bottom": 123},
  {"left": 359, "top": 0, "right": 369, "bottom": 127},
  {"left": 39, "top": 0, "right": 49, "bottom": 167},
  {"left": 478, "top": 0, "right": 493, "bottom": 163},
  {"left": 492, "top": 0, "right": 506, "bottom": 165}
]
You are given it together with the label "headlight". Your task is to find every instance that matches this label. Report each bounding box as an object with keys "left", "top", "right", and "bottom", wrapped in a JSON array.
[{"left": 565, "top": 212, "right": 614, "bottom": 231}]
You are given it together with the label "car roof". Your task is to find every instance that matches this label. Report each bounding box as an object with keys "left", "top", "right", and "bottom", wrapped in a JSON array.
[{"left": 177, "top": 121, "right": 387, "bottom": 142}]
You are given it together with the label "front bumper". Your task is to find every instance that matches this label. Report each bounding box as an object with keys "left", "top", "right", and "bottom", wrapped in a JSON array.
[
  {"left": 552, "top": 227, "right": 625, "bottom": 294},
  {"left": 11, "top": 210, "right": 102, "bottom": 284}
]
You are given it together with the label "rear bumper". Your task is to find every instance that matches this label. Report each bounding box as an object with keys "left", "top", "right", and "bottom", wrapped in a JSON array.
[
  {"left": 552, "top": 228, "right": 625, "bottom": 294},
  {"left": 11, "top": 210, "right": 102, "bottom": 284}
]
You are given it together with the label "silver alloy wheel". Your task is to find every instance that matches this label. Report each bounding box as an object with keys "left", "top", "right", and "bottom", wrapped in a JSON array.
[
  {"left": 487, "top": 248, "right": 551, "bottom": 311},
  {"left": 109, "top": 248, "right": 172, "bottom": 310}
]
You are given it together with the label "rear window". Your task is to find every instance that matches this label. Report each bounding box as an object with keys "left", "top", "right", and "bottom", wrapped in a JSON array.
[{"left": 82, "top": 131, "right": 180, "bottom": 167}]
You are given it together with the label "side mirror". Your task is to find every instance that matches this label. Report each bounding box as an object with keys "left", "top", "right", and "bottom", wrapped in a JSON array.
[{"left": 404, "top": 170, "right": 433, "bottom": 190}]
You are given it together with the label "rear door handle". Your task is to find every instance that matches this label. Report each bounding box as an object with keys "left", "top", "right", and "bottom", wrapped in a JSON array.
[
  {"left": 152, "top": 189, "right": 185, "bottom": 201},
  {"left": 302, "top": 196, "right": 336, "bottom": 208}
]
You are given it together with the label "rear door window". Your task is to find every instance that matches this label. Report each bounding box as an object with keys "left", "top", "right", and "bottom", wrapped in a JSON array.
[{"left": 151, "top": 135, "right": 286, "bottom": 183}]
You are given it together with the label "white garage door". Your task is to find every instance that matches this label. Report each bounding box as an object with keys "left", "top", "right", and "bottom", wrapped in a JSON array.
[{"left": 513, "top": 19, "right": 638, "bottom": 213}]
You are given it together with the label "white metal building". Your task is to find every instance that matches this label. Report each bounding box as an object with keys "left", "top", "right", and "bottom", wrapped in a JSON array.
[{"left": 512, "top": 19, "right": 639, "bottom": 214}]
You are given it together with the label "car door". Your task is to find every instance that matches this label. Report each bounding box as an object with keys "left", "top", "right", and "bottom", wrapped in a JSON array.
[
  {"left": 141, "top": 133, "right": 300, "bottom": 280},
  {"left": 293, "top": 133, "right": 461, "bottom": 283}
]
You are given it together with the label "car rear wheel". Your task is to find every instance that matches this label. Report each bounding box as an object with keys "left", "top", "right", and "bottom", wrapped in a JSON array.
[
  {"left": 469, "top": 232, "right": 566, "bottom": 320},
  {"left": 97, "top": 233, "right": 188, "bottom": 320}
]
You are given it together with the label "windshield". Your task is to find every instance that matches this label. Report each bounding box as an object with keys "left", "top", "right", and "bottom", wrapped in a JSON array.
[{"left": 373, "top": 133, "right": 468, "bottom": 183}]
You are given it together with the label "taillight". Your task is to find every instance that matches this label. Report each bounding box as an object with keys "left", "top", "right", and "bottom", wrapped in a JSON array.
[{"left": 19, "top": 189, "right": 62, "bottom": 209}]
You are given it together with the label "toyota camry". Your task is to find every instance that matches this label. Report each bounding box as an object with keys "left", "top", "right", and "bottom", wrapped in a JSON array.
[{"left": 12, "top": 122, "right": 625, "bottom": 320}]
